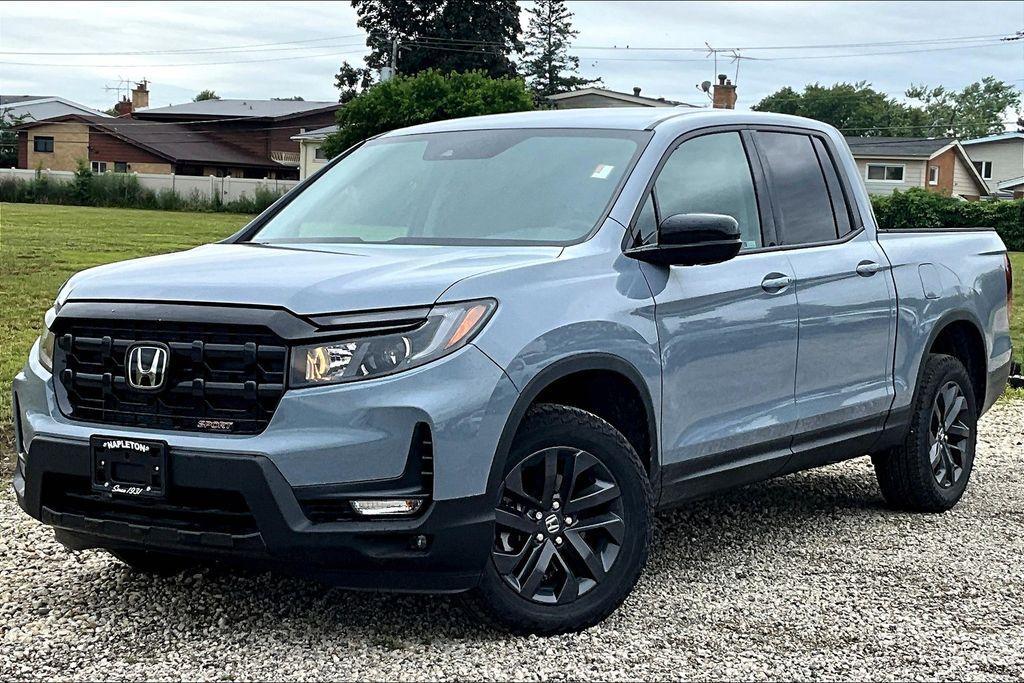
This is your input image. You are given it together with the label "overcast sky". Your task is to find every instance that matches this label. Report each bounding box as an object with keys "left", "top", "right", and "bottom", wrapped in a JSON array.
[{"left": 1, "top": 1, "right": 1021, "bottom": 114}]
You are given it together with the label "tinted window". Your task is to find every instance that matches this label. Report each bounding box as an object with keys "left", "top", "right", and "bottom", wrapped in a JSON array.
[
  {"left": 654, "top": 132, "right": 762, "bottom": 250},
  {"left": 812, "top": 138, "right": 853, "bottom": 236},
  {"left": 33, "top": 136, "right": 54, "bottom": 153},
  {"left": 252, "top": 129, "right": 648, "bottom": 246},
  {"left": 757, "top": 132, "right": 838, "bottom": 245},
  {"left": 633, "top": 192, "right": 658, "bottom": 246}
]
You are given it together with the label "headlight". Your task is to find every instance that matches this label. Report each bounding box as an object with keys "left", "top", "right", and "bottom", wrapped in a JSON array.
[
  {"left": 291, "top": 299, "right": 496, "bottom": 387},
  {"left": 39, "top": 307, "right": 57, "bottom": 373}
]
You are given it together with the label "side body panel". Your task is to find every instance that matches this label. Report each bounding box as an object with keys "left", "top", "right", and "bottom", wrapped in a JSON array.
[{"left": 875, "top": 230, "right": 1012, "bottom": 415}]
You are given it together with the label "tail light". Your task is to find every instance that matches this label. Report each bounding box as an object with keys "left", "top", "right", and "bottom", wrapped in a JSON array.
[{"left": 1006, "top": 253, "right": 1014, "bottom": 324}]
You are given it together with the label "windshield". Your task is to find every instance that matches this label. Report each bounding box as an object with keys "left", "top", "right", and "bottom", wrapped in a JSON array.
[{"left": 249, "top": 128, "right": 649, "bottom": 246}]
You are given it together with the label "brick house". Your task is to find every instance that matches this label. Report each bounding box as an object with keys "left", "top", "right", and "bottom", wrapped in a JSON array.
[{"left": 844, "top": 137, "right": 990, "bottom": 199}]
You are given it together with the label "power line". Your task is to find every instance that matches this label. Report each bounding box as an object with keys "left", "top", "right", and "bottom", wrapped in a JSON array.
[
  {"left": 0, "top": 48, "right": 370, "bottom": 69},
  {"left": 0, "top": 34, "right": 368, "bottom": 56}
]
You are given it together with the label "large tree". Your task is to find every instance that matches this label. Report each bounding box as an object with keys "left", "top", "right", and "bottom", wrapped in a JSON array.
[
  {"left": 907, "top": 77, "right": 1020, "bottom": 139},
  {"left": 193, "top": 90, "right": 220, "bottom": 102},
  {"left": 321, "top": 69, "right": 533, "bottom": 157},
  {"left": 753, "top": 78, "right": 1020, "bottom": 138},
  {"left": 349, "top": 0, "right": 522, "bottom": 78},
  {"left": 0, "top": 108, "right": 24, "bottom": 167},
  {"left": 521, "top": 0, "right": 600, "bottom": 103}
]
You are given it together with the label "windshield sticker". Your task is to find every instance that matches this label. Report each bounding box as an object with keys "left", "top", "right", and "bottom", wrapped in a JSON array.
[{"left": 591, "top": 164, "right": 614, "bottom": 179}]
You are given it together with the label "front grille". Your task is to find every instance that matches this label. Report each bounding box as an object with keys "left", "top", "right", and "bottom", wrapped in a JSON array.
[
  {"left": 54, "top": 319, "right": 287, "bottom": 434},
  {"left": 42, "top": 473, "right": 258, "bottom": 535}
]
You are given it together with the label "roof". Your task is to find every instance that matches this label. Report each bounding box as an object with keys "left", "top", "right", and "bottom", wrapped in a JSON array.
[
  {"left": 998, "top": 175, "right": 1024, "bottom": 190},
  {"left": 0, "top": 95, "right": 111, "bottom": 120},
  {"left": 844, "top": 136, "right": 955, "bottom": 158},
  {"left": 133, "top": 99, "right": 342, "bottom": 120},
  {"left": 961, "top": 131, "right": 1024, "bottom": 146},
  {"left": 15, "top": 114, "right": 280, "bottom": 168},
  {"left": 546, "top": 86, "right": 698, "bottom": 108},
  {"left": 291, "top": 124, "right": 339, "bottom": 141}
]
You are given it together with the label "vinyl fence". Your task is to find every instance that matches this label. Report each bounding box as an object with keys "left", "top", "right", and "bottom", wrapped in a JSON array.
[{"left": 1, "top": 167, "right": 299, "bottom": 203}]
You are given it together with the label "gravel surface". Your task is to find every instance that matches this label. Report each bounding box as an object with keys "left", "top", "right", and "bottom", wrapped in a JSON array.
[{"left": 2, "top": 401, "right": 1022, "bottom": 681}]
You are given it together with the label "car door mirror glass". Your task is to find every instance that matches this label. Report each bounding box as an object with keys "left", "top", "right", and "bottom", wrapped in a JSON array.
[{"left": 626, "top": 213, "right": 742, "bottom": 266}]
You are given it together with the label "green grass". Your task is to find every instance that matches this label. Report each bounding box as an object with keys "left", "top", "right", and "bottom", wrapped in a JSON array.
[{"left": 0, "top": 203, "right": 253, "bottom": 443}]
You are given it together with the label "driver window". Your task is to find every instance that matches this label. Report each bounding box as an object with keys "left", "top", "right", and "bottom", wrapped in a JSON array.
[{"left": 654, "top": 132, "right": 763, "bottom": 251}]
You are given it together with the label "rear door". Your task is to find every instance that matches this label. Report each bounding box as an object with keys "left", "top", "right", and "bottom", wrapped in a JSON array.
[
  {"left": 634, "top": 129, "right": 801, "bottom": 497},
  {"left": 752, "top": 130, "right": 896, "bottom": 456}
]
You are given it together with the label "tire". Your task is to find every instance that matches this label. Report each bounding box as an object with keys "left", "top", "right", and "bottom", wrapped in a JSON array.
[
  {"left": 109, "top": 549, "right": 206, "bottom": 575},
  {"left": 872, "top": 354, "right": 978, "bottom": 512},
  {"left": 475, "top": 403, "right": 654, "bottom": 634}
]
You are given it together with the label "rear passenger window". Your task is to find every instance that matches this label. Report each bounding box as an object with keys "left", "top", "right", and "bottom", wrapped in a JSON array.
[
  {"left": 756, "top": 132, "right": 838, "bottom": 245},
  {"left": 654, "top": 132, "right": 762, "bottom": 250},
  {"left": 812, "top": 137, "right": 854, "bottom": 237}
]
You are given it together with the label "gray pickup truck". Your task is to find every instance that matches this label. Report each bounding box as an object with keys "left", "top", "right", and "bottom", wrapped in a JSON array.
[{"left": 13, "top": 108, "right": 1014, "bottom": 634}]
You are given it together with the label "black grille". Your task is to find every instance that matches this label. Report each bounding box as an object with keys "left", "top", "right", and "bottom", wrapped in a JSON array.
[
  {"left": 42, "top": 473, "right": 258, "bottom": 535},
  {"left": 54, "top": 318, "right": 287, "bottom": 434}
]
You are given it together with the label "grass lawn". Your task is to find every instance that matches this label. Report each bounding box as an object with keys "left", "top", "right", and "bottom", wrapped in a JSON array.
[
  {"left": 0, "top": 203, "right": 253, "bottom": 442},
  {"left": 0, "top": 202, "right": 1021, "bottom": 446}
]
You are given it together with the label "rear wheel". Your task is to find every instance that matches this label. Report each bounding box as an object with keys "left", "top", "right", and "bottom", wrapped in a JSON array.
[
  {"left": 476, "top": 404, "right": 653, "bottom": 634},
  {"left": 872, "top": 354, "right": 978, "bottom": 512}
]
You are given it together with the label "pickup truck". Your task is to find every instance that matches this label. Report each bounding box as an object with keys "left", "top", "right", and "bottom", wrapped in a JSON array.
[{"left": 12, "top": 108, "right": 1014, "bottom": 634}]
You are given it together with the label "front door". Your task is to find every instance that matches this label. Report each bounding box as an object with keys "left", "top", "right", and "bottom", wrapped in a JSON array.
[{"left": 634, "top": 130, "right": 801, "bottom": 499}]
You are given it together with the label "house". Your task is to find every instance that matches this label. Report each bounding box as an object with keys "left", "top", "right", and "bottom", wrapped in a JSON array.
[
  {"left": 0, "top": 94, "right": 110, "bottom": 123},
  {"left": 130, "top": 97, "right": 342, "bottom": 176},
  {"left": 844, "top": 137, "right": 990, "bottom": 199},
  {"left": 15, "top": 115, "right": 298, "bottom": 178},
  {"left": 14, "top": 95, "right": 344, "bottom": 179},
  {"left": 291, "top": 125, "right": 337, "bottom": 180},
  {"left": 546, "top": 86, "right": 699, "bottom": 109},
  {"left": 961, "top": 131, "right": 1024, "bottom": 199}
]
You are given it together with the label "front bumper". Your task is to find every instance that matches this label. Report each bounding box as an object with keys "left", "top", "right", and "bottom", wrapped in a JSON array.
[{"left": 14, "top": 436, "right": 493, "bottom": 592}]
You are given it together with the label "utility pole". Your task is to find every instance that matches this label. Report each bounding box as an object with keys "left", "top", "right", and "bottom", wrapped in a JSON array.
[{"left": 381, "top": 34, "right": 400, "bottom": 82}]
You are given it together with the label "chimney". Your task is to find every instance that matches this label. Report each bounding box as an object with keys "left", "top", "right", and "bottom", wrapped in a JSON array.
[
  {"left": 131, "top": 80, "right": 149, "bottom": 110},
  {"left": 633, "top": 86, "right": 642, "bottom": 97},
  {"left": 712, "top": 74, "right": 737, "bottom": 109},
  {"left": 113, "top": 97, "right": 133, "bottom": 116}
]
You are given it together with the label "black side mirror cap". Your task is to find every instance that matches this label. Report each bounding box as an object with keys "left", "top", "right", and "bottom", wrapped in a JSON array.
[{"left": 625, "top": 213, "right": 743, "bottom": 266}]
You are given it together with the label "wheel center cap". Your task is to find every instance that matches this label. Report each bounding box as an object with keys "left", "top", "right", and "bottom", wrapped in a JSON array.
[{"left": 543, "top": 513, "right": 562, "bottom": 535}]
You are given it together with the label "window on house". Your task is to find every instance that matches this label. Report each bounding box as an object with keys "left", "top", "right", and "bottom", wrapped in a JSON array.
[
  {"left": 33, "top": 136, "right": 54, "bottom": 153},
  {"left": 866, "top": 164, "right": 904, "bottom": 182},
  {"left": 113, "top": 162, "right": 128, "bottom": 173},
  {"left": 91, "top": 161, "right": 107, "bottom": 173},
  {"left": 314, "top": 146, "right": 327, "bottom": 161},
  {"left": 972, "top": 160, "right": 993, "bottom": 180},
  {"left": 928, "top": 165, "right": 939, "bottom": 185}
]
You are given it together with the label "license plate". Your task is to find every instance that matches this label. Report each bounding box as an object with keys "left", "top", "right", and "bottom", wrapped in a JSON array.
[{"left": 91, "top": 435, "right": 168, "bottom": 499}]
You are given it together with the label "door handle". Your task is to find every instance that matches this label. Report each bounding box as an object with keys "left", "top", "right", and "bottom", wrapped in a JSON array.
[
  {"left": 761, "top": 274, "right": 793, "bottom": 293},
  {"left": 856, "top": 260, "right": 883, "bottom": 277}
]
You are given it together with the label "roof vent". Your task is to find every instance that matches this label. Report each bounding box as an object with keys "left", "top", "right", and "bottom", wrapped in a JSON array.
[{"left": 633, "top": 86, "right": 642, "bottom": 97}]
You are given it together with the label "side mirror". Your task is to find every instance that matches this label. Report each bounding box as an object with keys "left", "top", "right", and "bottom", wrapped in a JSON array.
[{"left": 625, "top": 213, "right": 742, "bottom": 266}]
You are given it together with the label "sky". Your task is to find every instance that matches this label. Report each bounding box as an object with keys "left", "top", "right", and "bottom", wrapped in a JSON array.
[{"left": 1, "top": 1, "right": 1021, "bottom": 115}]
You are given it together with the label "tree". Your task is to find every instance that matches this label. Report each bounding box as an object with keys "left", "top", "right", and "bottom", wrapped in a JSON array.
[
  {"left": 193, "top": 90, "right": 220, "bottom": 102},
  {"left": 335, "top": 60, "right": 374, "bottom": 103},
  {"left": 321, "top": 69, "right": 533, "bottom": 157},
  {"left": 753, "top": 78, "right": 1021, "bottom": 138},
  {"left": 350, "top": 0, "right": 523, "bottom": 78},
  {"left": 907, "top": 77, "right": 1021, "bottom": 139},
  {"left": 0, "top": 108, "right": 26, "bottom": 167},
  {"left": 752, "top": 82, "right": 927, "bottom": 137},
  {"left": 271, "top": 96, "right": 305, "bottom": 101},
  {"left": 521, "top": 0, "right": 600, "bottom": 103}
]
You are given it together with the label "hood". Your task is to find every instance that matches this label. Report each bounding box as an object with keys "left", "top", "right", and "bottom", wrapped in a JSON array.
[{"left": 62, "top": 243, "right": 561, "bottom": 315}]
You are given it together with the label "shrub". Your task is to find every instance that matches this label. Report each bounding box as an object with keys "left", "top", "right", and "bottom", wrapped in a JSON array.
[{"left": 871, "top": 188, "right": 1023, "bottom": 251}]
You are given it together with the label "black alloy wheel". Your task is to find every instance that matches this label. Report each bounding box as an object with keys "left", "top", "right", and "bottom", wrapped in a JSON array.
[
  {"left": 492, "top": 446, "right": 625, "bottom": 605},
  {"left": 929, "top": 380, "right": 971, "bottom": 489}
]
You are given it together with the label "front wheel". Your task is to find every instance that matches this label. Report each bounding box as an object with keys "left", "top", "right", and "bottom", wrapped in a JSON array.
[
  {"left": 475, "top": 404, "right": 653, "bottom": 634},
  {"left": 872, "top": 354, "right": 978, "bottom": 512}
]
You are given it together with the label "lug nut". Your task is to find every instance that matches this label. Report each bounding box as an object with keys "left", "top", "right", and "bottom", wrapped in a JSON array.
[
  {"left": 552, "top": 501, "right": 560, "bottom": 510},
  {"left": 535, "top": 533, "right": 545, "bottom": 542},
  {"left": 565, "top": 516, "right": 573, "bottom": 525},
  {"left": 534, "top": 511, "right": 543, "bottom": 520},
  {"left": 555, "top": 536, "right": 563, "bottom": 545}
]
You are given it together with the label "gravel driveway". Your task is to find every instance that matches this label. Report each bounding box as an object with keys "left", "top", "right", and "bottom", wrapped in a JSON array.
[{"left": 2, "top": 401, "right": 1022, "bottom": 681}]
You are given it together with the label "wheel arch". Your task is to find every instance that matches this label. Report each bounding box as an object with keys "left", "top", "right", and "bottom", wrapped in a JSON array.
[
  {"left": 487, "top": 353, "right": 660, "bottom": 498},
  {"left": 917, "top": 310, "right": 988, "bottom": 410}
]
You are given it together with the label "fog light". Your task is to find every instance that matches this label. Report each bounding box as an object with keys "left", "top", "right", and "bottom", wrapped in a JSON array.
[{"left": 350, "top": 499, "right": 423, "bottom": 516}]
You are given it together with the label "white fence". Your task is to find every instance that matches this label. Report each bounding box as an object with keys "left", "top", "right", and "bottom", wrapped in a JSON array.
[{"left": 2, "top": 167, "right": 299, "bottom": 203}]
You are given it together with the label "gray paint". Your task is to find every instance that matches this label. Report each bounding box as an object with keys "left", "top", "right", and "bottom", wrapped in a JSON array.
[{"left": 13, "top": 108, "right": 1012, "bottom": 505}]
